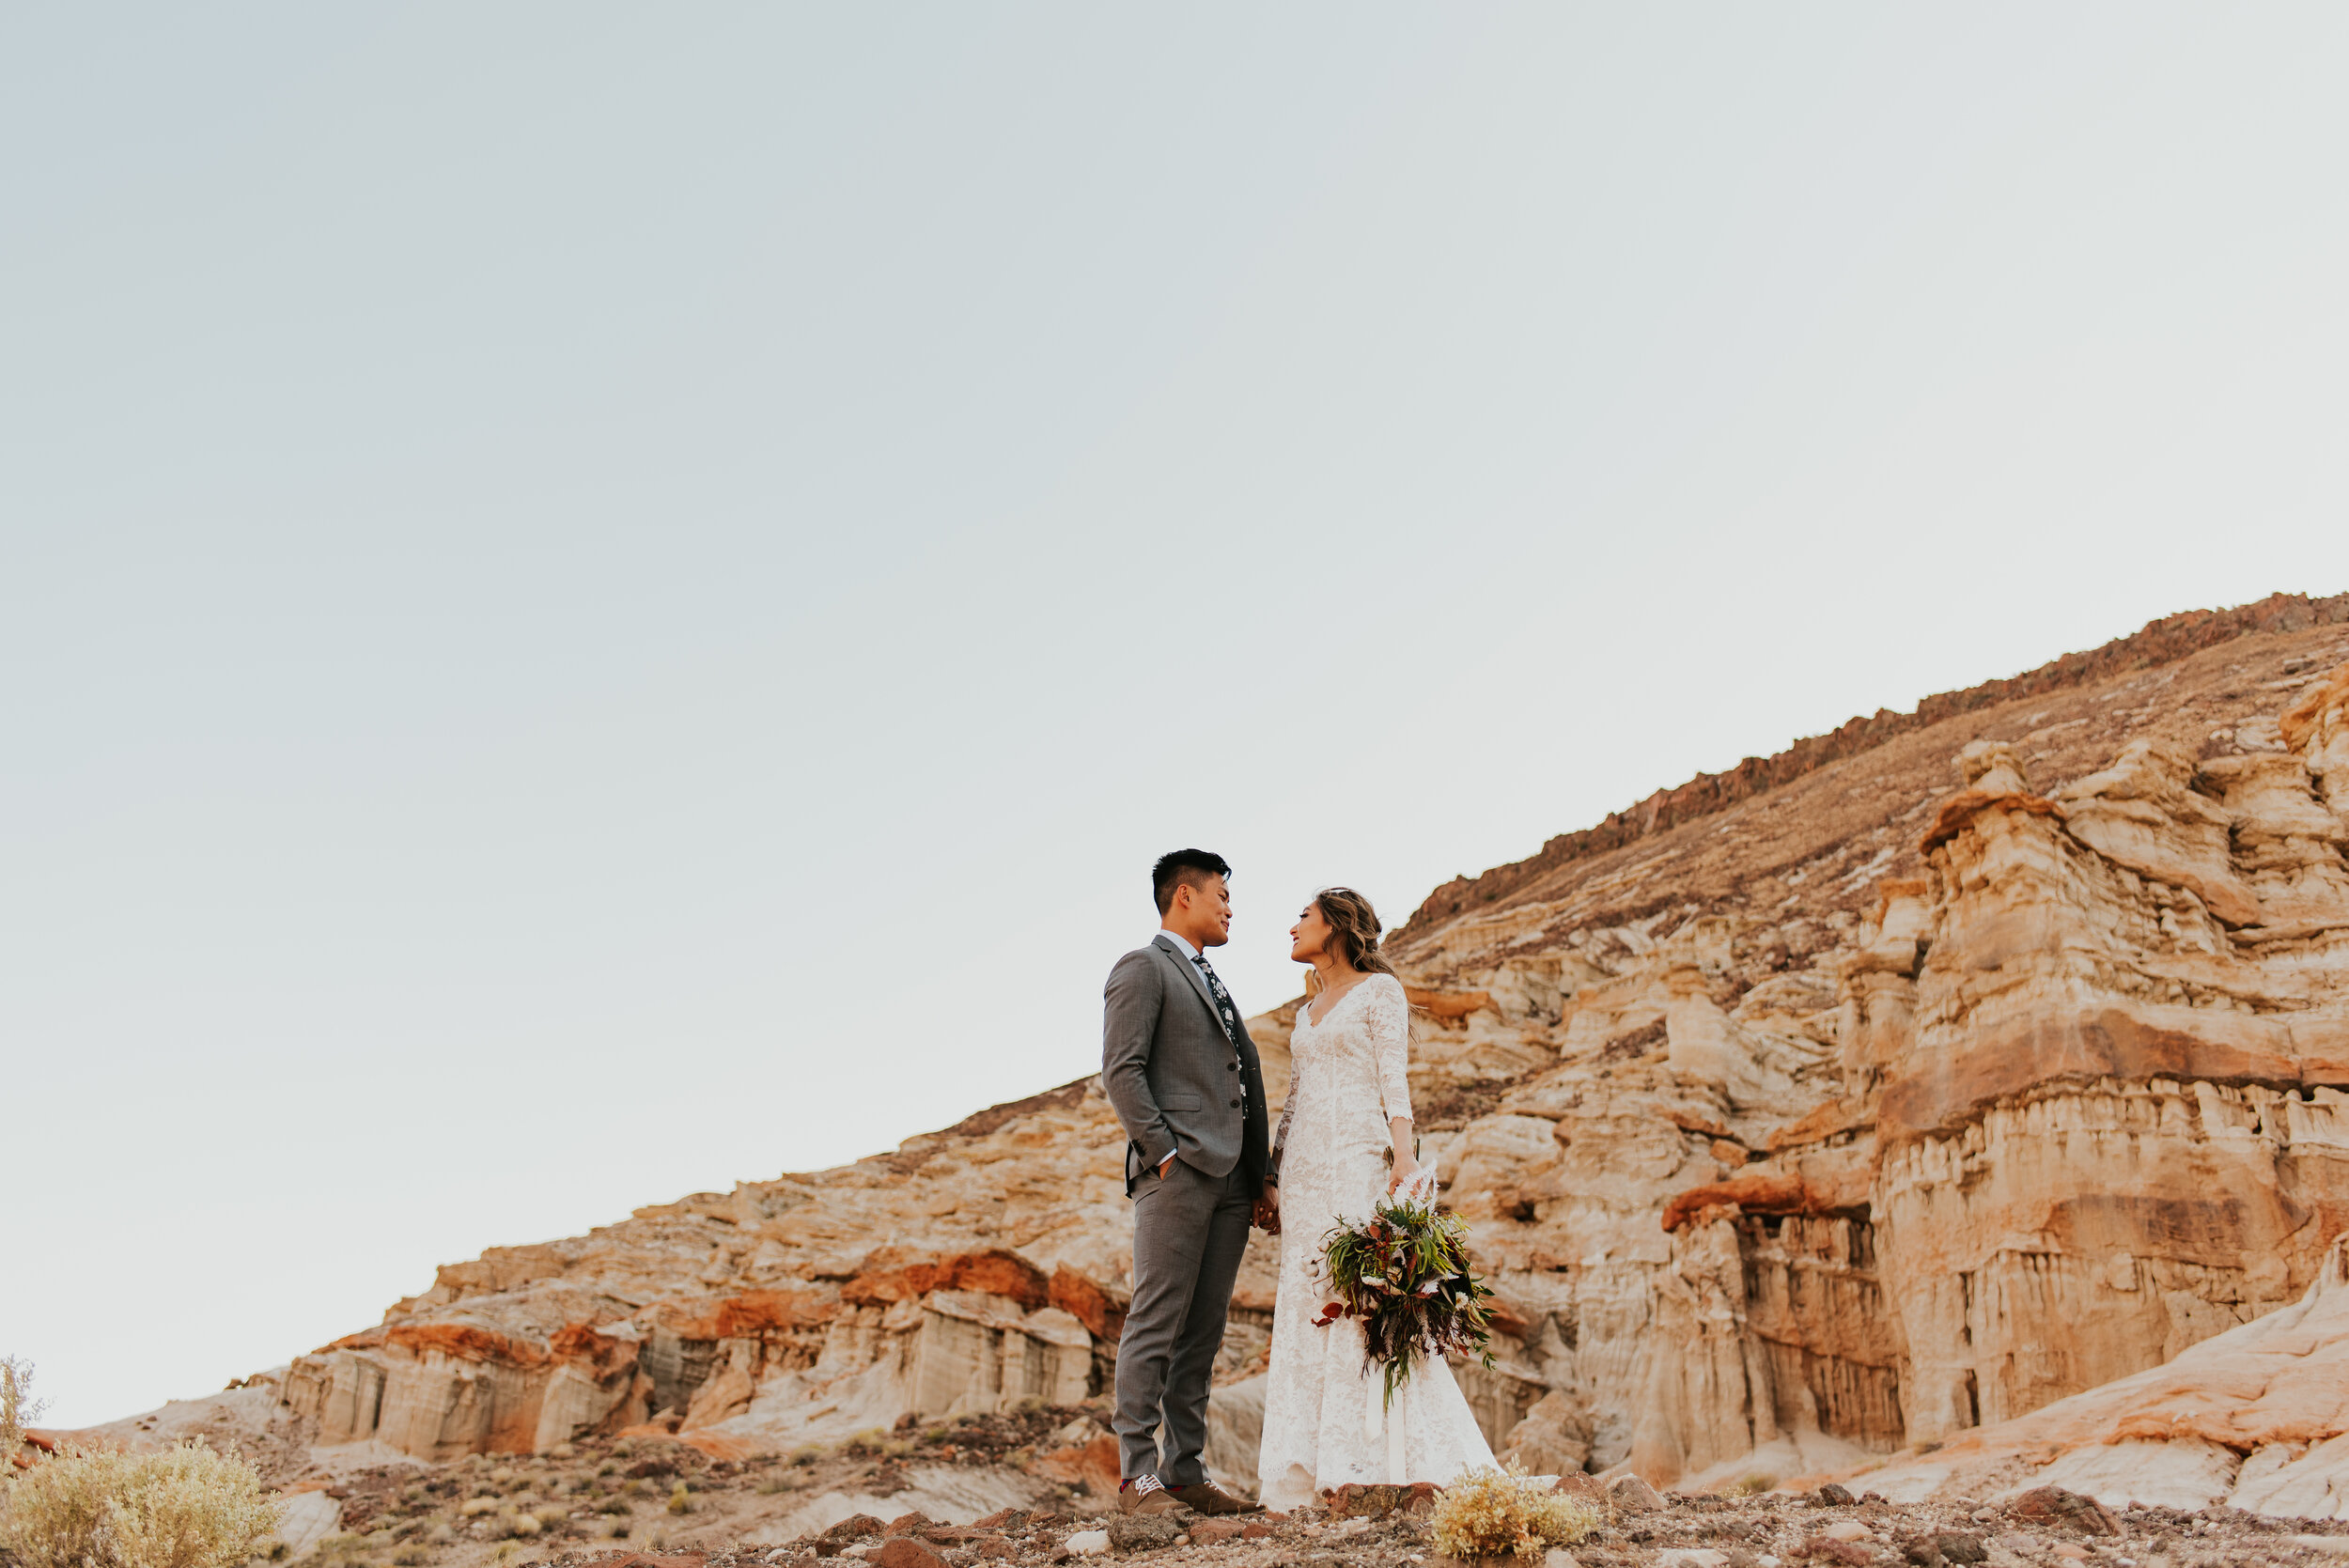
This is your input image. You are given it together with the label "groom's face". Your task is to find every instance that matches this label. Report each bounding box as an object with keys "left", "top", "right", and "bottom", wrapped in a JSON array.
[{"left": 1174, "top": 874, "right": 1234, "bottom": 948}]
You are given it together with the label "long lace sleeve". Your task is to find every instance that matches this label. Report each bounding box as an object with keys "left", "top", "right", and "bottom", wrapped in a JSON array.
[
  {"left": 1367, "top": 975, "right": 1413, "bottom": 1124},
  {"left": 1271, "top": 1055, "right": 1298, "bottom": 1181}
]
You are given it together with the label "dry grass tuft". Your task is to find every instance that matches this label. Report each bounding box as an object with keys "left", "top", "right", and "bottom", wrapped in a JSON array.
[
  {"left": 1428, "top": 1463, "right": 1602, "bottom": 1560},
  {"left": 7, "top": 1441, "right": 281, "bottom": 1568}
]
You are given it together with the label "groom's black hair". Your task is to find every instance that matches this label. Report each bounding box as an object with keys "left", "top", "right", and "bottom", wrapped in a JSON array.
[{"left": 1153, "top": 848, "right": 1232, "bottom": 915}]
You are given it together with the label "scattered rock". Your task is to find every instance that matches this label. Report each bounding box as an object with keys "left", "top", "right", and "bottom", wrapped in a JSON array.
[
  {"left": 1063, "top": 1529, "right": 1110, "bottom": 1557},
  {"left": 2007, "top": 1487, "right": 2121, "bottom": 1537},
  {"left": 1610, "top": 1475, "right": 1666, "bottom": 1514},
  {"left": 811, "top": 1515, "right": 886, "bottom": 1558},
  {"left": 870, "top": 1542, "right": 947, "bottom": 1568},
  {"left": 1105, "top": 1513, "right": 1183, "bottom": 1553},
  {"left": 1325, "top": 1481, "right": 1439, "bottom": 1517}
]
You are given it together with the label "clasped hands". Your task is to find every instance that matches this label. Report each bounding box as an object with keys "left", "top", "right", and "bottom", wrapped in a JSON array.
[{"left": 1252, "top": 1181, "right": 1281, "bottom": 1234}]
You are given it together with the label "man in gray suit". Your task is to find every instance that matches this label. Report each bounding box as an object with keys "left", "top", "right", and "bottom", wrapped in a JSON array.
[{"left": 1099, "top": 848, "right": 1271, "bottom": 1516}]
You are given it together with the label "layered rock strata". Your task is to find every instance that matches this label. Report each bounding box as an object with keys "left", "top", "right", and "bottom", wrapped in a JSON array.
[
  {"left": 1861, "top": 1230, "right": 2349, "bottom": 1515},
  {"left": 272, "top": 1083, "right": 1181, "bottom": 1464},
  {"left": 1393, "top": 600, "right": 2349, "bottom": 1492}
]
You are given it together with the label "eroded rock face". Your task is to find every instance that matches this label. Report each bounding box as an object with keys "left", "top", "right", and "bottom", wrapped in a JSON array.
[
  {"left": 271, "top": 1082, "right": 1199, "bottom": 1462},
  {"left": 1864, "top": 1231, "right": 2349, "bottom": 1514},
  {"left": 74, "top": 595, "right": 2349, "bottom": 1517},
  {"left": 1875, "top": 717, "right": 2349, "bottom": 1446},
  {"left": 1379, "top": 598, "right": 2349, "bottom": 1491}
]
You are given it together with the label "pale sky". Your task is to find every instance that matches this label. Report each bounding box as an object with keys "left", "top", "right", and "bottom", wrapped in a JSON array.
[{"left": 7, "top": 6, "right": 2349, "bottom": 1427}]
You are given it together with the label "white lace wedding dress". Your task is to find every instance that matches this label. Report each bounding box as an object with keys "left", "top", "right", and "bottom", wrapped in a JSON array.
[{"left": 1256, "top": 972, "right": 1498, "bottom": 1511}]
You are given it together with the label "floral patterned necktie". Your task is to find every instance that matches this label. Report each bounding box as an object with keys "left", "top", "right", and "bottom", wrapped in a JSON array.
[{"left": 1191, "top": 955, "right": 1248, "bottom": 1111}]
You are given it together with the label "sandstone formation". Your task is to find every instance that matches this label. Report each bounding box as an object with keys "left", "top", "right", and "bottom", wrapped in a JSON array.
[
  {"left": 50, "top": 591, "right": 2349, "bottom": 1529},
  {"left": 1859, "top": 1229, "right": 2349, "bottom": 1515},
  {"left": 1391, "top": 593, "right": 2349, "bottom": 1496},
  {"left": 272, "top": 1081, "right": 1191, "bottom": 1466}
]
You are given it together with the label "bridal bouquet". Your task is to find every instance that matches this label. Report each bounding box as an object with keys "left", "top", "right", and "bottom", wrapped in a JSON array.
[{"left": 1314, "top": 1172, "right": 1499, "bottom": 1407}]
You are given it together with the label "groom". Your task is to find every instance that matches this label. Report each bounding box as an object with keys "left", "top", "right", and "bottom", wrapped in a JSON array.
[{"left": 1099, "top": 848, "right": 1271, "bottom": 1516}]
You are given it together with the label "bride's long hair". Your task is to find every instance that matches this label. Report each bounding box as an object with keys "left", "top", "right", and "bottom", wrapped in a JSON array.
[{"left": 1302, "top": 886, "right": 1402, "bottom": 996}]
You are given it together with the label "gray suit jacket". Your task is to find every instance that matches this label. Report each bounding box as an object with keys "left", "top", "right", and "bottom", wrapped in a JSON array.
[{"left": 1101, "top": 935, "right": 1271, "bottom": 1198}]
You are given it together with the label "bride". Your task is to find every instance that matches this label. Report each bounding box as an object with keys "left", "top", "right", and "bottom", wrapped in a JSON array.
[{"left": 1254, "top": 887, "right": 1498, "bottom": 1511}]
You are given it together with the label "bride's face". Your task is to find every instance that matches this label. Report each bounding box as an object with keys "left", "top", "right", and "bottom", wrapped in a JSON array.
[{"left": 1289, "top": 902, "right": 1330, "bottom": 963}]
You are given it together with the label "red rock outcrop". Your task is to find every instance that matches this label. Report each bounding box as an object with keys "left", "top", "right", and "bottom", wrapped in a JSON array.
[{"left": 276, "top": 1087, "right": 1143, "bottom": 1464}]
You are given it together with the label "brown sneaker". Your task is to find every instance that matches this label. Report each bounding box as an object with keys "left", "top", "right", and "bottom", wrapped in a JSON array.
[
  {"left": 1167, "top": 1483, "right": 1259, "bottom": 1514},
  {"left": 1117, "top": 1480, "right": 1183, "bottom": 1516}
]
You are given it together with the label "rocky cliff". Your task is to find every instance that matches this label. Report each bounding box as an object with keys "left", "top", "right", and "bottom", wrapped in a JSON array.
[
  {"left": 1385, "top": 590, "right": 2349, "bottom": 1496},
  {"left": 47, "top": 592, "right": 2349, "bottom": 1529}
]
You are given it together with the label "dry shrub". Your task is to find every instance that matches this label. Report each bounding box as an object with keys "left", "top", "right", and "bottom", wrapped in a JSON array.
[
  {"left": 7, "top": 1442, "right": 281, "bottom": 1568},
  {"left": 2, "top": 1357, "right": 44, "bottom": 1453},
  {"left": 1428, "top": 1464, "right": 1602, "bottom": 1560}
]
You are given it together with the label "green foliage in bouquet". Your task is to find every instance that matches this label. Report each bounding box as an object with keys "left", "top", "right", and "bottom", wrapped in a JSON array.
[{"left": 1315, "top": 1181, "right": 1498, "bottom": 1407}]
